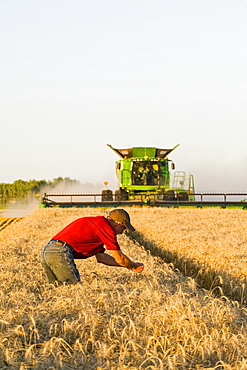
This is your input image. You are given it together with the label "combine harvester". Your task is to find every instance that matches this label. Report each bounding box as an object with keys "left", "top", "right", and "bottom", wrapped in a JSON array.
[
  {"left": 41, "top": 144, "right": 247, "bottom": 208},
  {"left": 101, "top": 144, "right": 194, "bottom": 202}
]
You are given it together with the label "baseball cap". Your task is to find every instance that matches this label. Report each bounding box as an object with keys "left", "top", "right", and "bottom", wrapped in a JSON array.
[{"left": 107, "top": 208, "right": 135, "bottom": 232}]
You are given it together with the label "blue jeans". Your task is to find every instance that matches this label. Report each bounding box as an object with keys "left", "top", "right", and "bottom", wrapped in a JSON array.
[{"left": 40, "top": 240, "right": 81, "bottom": 284}]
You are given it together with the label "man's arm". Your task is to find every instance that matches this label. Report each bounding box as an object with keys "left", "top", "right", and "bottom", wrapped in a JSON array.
[
  {"left": 95, "top": 252, "right": 122, "bottom": 267},
  {"left": 95, "top": 251, "right": 144, "bottom": 272}
]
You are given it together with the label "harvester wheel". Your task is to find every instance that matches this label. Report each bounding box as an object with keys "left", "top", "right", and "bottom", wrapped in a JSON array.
[
  {"left": 102, "top": 190, "right": 113, "bottom": 201},
  {"left": 163, "top": 190, "right": 176, "bottom": 201},
  {"left": 115, "top": 190, "right": 128, "bottom": 201},
  {"left": 177, "top": 192, "right": 189, "bottom": 201}
]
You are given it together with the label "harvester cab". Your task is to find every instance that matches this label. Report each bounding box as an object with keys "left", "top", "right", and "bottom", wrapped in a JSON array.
[{"left": 104, "top": 144, "right": 195, "bottom": 202}]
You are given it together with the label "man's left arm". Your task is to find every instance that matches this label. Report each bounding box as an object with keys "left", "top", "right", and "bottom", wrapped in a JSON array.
[
  {"left": 96, "top": 251, "right": 144, "bottom": 272},
  {"left": 95, "top": 252, "right": 122, "bottom": 266}
]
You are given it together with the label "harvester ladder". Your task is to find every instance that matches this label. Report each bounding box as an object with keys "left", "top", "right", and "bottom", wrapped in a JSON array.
[{"left": 172, "top": 171, "right": 187, "bottom": 190}]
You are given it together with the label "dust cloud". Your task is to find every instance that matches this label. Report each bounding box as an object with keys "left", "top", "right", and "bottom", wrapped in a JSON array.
[
  {"left": 1, "top": 182, "right": 105, "bottom": 218},
  {"left": 1, "top": 200, "right": 39, "bottom": 218}
]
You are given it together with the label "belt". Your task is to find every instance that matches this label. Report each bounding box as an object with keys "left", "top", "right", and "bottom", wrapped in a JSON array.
[{"left": 51, "top": 239, "right": 66, "bottom": 246}]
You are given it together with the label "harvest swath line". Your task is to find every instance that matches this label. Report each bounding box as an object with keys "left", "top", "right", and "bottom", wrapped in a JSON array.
[
  {"left": 130, "top": 231, "right": 247, "bottom": 304},
  {"left": 0, "top": 217, "right": 24, "bottom": 231}
]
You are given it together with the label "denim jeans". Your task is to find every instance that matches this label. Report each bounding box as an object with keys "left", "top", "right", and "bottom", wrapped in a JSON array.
[{"left": 40, "top": 240, "right": 81, "bottom": 284}]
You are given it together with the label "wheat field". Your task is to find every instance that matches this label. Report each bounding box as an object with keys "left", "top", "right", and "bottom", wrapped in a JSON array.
[
  {"left": 130, "top": 208, "right": 247, "bottom": 302},
  {"left": 1, "top": 207, "right": 247, "bottom": 370}
]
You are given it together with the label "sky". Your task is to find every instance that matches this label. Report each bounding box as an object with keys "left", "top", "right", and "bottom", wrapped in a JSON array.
[{"left": 0, "top": 0, "right": 247, "bottom": 193}]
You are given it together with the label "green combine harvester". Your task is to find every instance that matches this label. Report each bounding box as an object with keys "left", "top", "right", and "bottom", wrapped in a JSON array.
[
  {"left": 102, "top": 144, "right": 195, "bottom": 203},
  {"left": 41, "top": 144, "right": 195, "bottom": 207}
]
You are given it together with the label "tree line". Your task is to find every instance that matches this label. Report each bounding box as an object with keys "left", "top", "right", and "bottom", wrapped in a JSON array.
[{"left": 0, "top": 177, "right": 79, "bottom": 205}]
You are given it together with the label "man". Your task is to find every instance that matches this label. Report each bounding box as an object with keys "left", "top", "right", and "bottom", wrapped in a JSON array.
[{"left": 40, "top": 208, "right": 144, "bottom": 284}]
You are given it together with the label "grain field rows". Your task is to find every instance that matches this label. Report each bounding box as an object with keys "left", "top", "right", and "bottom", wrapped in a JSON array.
[
  {"left": 130, "top": 207, "right": 247, "bottom": 303},
  {"left": 0, "top": 217, "right": 24, "bottom": 231}
]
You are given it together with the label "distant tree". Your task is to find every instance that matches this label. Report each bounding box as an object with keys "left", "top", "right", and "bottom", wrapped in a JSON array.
[{"left": 0, "top": 177, "right": 80, "bottom": 205}]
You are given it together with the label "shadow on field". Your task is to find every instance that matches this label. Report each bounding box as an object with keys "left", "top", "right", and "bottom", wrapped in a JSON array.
[{"left": 130, "top": 231, "right": 247, "bottom": 305}]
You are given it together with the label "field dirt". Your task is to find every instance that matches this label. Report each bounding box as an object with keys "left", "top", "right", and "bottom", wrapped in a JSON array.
[{"left": 1, "top": 207, "right": 247, "bottom": 369}]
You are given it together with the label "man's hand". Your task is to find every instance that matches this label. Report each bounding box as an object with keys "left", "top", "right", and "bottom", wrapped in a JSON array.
[
  {"left": 129, "top": 262, "right": 144, "bottom": 273},
  {"left": 110, "top": 250, "right": 144, "bottom": 272}
]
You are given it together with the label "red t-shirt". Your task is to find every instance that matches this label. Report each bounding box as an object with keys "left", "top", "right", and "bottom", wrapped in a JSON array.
[{"left": 52, "top": 216, "right": 120, "bottom": 259}]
